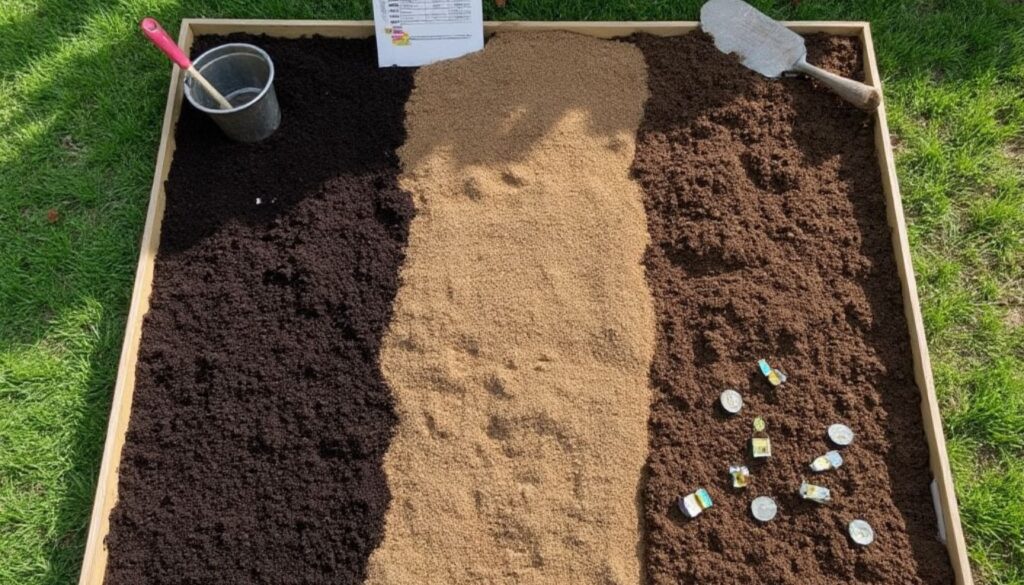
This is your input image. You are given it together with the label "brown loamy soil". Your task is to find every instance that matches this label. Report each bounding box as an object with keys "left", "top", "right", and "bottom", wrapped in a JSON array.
[
  {"left": 630, "top": 31, "right": 954, "bottom": 585},
  {"left": 100, "top": 29, "right": 955, "bottom": 585}
]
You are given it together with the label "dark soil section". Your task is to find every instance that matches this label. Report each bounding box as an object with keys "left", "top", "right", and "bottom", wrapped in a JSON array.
[
  {"left": 104, "top": 36, "right": 414, "bottom": 584},
  {"left": 630, "top": 32, "right": 954, "bottom": 584}
]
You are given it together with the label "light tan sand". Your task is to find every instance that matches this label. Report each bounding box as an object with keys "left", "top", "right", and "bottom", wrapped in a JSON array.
[{"left": 367, "top": 31, "right": 654, "bottom": 585}]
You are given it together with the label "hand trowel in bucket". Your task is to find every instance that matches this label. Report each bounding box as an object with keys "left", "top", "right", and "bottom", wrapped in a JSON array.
[
  {"left": 141, "top": 18, "right": 281, "bottom": 142},
  {"left": 700, "top": 0, "right": 881, "bottom": 110}
]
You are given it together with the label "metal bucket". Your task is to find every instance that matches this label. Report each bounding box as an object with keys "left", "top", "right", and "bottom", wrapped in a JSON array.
[{"left": 184, "top": 43, "right": 280, "bottom": 142}]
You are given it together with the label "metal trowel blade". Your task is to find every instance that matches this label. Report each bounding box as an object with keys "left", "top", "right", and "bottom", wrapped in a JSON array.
[{"left": 700, "top": 0, "right": 806, "bottom": 78}]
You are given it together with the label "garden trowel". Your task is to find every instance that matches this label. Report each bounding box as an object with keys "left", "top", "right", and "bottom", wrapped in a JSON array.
[{"left": 700, "top": 0, "right": 881, "bottom": 110}]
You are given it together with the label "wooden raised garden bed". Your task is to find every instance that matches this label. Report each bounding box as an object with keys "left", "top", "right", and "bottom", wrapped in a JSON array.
[{"left": 79, "top": 18, "right": 966, "bottom": 585}]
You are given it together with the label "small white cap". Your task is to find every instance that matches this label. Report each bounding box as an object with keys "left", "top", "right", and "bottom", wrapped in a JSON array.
[
  {"left": 720, "top": 389, "right": 743, "bottom": 414},
  {"left": 751, "top": 496, "right": 777, "bottom": 522},
  {"left": 849, "top": 519, "right": 875, "bottom": 545},
  {"left": 828, "top": 423, "right": 854, "bottom": 446}
]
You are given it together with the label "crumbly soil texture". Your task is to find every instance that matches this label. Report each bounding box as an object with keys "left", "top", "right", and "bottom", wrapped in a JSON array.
[
  {"left": 104, "top": 36, "right": 414, "bottom": 584},
  {"left": 630, "top": 32, "right": 954, "bottom": 584},
  {"left": 101, "top": 30, "right": 955, "bottom": 585}
]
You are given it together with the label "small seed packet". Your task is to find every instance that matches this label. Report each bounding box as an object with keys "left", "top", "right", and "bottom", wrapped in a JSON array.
[
  {"left": 810, "top": 450, "right": 844, "bottom": 472},
  {"left": 679, "top": 488, "right": 714, "bottom": 518},
  {"left": 757, "top": 358, "right": 787, "bottom": 386},
  {"left": 729, "top": 465, "right": 750, "bottom": 488},
  {"left": 751, "top": 437, "right": 772, "bottom": 458},
  {"left": 799, "top": 481, "right": 832, "bottom": 503}
]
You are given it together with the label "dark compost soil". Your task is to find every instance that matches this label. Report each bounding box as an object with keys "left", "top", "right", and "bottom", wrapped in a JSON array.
[
  {"left": 630, "top": 32, "right": 954, "bottom": 584},
  {"left": 101, "top": 29, "right": 955, "bottom": 585},
  {"left": 104, "top": 36, "right": 414, "bottom": 584}
]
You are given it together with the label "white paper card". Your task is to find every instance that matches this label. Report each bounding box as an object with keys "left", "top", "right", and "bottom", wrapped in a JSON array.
[{"left": 373, "top": 0, "right": 483, "bottom": 67}]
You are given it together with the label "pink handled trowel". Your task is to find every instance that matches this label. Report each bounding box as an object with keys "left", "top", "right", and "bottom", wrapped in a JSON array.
[{"left": 140, "top": 17, "right": 233, "bottom": 110}]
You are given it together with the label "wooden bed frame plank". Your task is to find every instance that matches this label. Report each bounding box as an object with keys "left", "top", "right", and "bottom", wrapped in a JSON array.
[
  {"left": 861, "top": 23, "right": 972, "bottom": 582},
  {"left": 77, "top": 20, "right": 193, "bottom": 585},
  {"left": 185, "top": 19, "right": 870, "bottom": 38},
  {"left": 79, "top": 19, "right": 971, "bottom": 585}
]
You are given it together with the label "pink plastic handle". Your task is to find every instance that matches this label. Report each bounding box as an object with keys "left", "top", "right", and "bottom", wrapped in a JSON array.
[{"left": 141, "top": 17, "right": 191, "bottom": 69}]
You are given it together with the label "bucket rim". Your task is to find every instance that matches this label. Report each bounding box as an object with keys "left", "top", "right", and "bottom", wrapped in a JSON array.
[{"left": 184, "top": 43, "right": 276, "bottom": 116}]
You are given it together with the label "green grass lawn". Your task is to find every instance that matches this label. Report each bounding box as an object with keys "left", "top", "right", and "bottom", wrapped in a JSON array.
[{"left": 1, "top": 0, "right": 1021, "bottom": 583}]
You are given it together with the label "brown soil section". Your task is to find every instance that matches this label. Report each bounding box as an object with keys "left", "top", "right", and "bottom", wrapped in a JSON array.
[
  {"left": 104, "top": 36, "right": 413, "bottom": 584},
  {"left": 631, "top": 32, "right": 954, "bottom": 584},
  {"left": 367, "top": 32, "right": 655, "bottom": 585}
]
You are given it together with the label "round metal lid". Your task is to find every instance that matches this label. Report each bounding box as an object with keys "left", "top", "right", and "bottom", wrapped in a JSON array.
[
  {"left": 720, "top": 389, "right": 743, "bottom": 414},
  {"left": 828, "top": 423, "right": 854, "bottom": 447},
  {"left": 751, "top": 496, "right": 778, "bottom": 522},
  {"left": 848, "top": 519, "right": 875, "bottom": 545}
]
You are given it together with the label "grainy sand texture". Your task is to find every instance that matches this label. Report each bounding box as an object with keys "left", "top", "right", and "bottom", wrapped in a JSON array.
[{"left": 367, "top": 31, "right": 654, "bottom": 585}]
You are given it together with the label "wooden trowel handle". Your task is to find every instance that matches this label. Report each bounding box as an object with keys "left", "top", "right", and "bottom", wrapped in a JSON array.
[{"left": 793, "top": 58, "right": 881, "bottom": 111}]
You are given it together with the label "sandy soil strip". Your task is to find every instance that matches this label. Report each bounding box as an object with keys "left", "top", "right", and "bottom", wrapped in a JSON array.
[{"left": 367, "top": 31, "right": 654, "bottom": 585}]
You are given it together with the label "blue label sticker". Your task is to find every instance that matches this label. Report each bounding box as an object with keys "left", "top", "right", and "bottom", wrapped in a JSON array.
[{"left": 695, "top": 488, "right": 713, "bottom": 509}]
